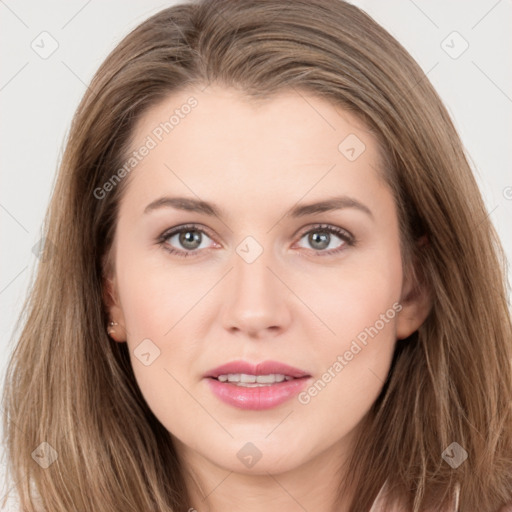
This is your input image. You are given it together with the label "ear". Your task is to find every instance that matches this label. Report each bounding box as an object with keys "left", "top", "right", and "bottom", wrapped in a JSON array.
[
  {"left": 102, "top": 274, "right": 127, "bottom": 343},
  {"left": 396, "top": 236, "right": 432, "bottom": 340}
]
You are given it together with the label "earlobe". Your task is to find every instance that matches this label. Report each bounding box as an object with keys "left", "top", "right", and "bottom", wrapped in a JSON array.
[{"left": 102, "top": 276, "right": 127, "bottom": 343}]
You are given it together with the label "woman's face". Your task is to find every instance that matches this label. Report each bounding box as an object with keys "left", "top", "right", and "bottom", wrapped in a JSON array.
[{"left": 104, "top": 85, "right": 427, "bottom": 476}]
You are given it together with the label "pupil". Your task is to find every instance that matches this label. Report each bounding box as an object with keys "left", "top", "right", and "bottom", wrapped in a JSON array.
[
  {"left": 180, "top": 230, "right": 201, "bottom": 249},
  {"left": 310, "top": 231, "right": 329, "bottom": 250}
]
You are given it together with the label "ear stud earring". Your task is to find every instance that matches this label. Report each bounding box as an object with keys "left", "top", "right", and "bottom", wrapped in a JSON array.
[{"left": 107, "top": 321, "right": 118, "bottom": 335}]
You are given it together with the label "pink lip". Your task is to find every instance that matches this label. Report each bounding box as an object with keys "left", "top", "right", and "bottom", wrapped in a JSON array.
[{"left": 204, "top": 360, "right": 311, "bottom": 410}]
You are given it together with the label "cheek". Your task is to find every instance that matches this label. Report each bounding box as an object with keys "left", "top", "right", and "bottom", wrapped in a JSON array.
[
  {"left": 298, "top": 251, "right": 402, "bottom": 415},
  {"left": 114, "top": 246, "right": 207, "bottom": 421},
  {"left": 296, "top": 313, "right": 398, "bottom": 447},
  {"left": 116, "top": 242, "right": 194, "bottom": 337},
  {"left": 311, "top": 250, "right": 402, "bottom": 348}
]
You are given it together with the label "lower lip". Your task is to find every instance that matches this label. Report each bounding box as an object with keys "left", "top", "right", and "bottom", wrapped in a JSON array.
[{"left": 205, "top": 377, "right": 310, "bottom": 410}]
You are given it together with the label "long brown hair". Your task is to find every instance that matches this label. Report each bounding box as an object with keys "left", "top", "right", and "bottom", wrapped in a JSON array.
[{"left": 2, "top": 1, "right": 511, "bottom": 510}]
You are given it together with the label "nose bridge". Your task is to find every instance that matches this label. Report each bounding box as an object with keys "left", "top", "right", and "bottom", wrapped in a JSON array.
[
  {"left": 221, "top": 235, "right": 290, "bottom": 335},
  {"left": 232, "top": 237, "right": 278, "bottom": 304}
]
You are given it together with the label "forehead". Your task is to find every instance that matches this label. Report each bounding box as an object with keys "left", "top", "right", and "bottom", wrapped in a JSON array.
[{"left": 119, "top": 85, "right": 388, "bottom": 219}]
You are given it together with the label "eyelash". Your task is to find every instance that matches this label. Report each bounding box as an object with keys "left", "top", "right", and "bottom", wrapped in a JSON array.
[{"left": 156, "top": 223, "right": 356, "bottom": 258}]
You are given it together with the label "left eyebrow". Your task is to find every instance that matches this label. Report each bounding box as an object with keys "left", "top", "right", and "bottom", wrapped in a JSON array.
[
  {"left": 143, "top": 195, "right": 374, "bottom": 220},
  {"left": 288, "top": 196, "right": 373, "bottom": 219}
]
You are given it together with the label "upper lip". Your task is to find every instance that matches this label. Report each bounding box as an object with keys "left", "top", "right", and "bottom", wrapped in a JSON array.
[{"left": 204, "top": 360, "right": 310, "bottom": 379}]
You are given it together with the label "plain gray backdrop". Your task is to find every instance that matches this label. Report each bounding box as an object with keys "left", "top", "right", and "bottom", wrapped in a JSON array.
[{"left": 1, "top": 0, "right": 511, "bottom": 509}]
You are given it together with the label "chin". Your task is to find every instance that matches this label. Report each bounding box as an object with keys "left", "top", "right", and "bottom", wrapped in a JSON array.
[{"left": 206, "top": 440, "right": 308, "bottom": 475}]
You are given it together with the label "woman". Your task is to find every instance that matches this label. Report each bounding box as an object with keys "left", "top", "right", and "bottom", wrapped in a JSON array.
[{"left": 2, "top": 0, "right": 511, "bottom": 510}]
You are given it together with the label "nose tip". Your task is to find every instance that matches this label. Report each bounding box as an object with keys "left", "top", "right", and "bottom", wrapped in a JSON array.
[{"left": 221, "top": 250, "right": 291, "bottom": 338}]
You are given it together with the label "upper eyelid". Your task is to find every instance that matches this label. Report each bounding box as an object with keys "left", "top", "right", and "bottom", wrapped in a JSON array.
[
  {"left": 159, "top": 223, "right": 217, "bottom": 243},
  {"left": 298, "top": 223, "right": 352, "bottom": 238}
]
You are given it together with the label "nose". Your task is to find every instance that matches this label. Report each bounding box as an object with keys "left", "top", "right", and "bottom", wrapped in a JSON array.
[{"left": 221, "top": 245, "right": 292, "bottom": 339}]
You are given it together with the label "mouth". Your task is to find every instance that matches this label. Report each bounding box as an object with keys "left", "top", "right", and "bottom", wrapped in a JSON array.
[
  {"left": 208, "top": 373, "right": 301, "bottom": 387},
  {"left": 204, "top": 360, "right": 311, "bottom": 410},
  {"left": 204, "top": 359, "right": 310, "bottom": 380}
]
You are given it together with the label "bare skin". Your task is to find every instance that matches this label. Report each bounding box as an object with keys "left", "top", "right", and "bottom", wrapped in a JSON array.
[{"left": 104, "top": 85, "right": 430, "bottom": 512}]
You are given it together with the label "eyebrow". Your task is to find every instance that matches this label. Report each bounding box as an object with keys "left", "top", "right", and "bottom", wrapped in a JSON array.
[{"left": 143, "top": 195, "right": 373, "bottom": 220}]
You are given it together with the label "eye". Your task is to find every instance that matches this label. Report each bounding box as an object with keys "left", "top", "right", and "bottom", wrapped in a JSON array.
[
  {"left": 157, "top": 223, "right": 355, "bottom": 258},
  {"left": 157, "top": 224, "right": 217, "bottom": 257},
  {"left": 295, "top": 224, "right": 355, "bottom": 256}
]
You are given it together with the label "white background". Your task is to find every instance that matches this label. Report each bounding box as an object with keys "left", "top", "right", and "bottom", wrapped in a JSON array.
[{"left": 1, "top": 0, "right": 511, "bottom": 508}]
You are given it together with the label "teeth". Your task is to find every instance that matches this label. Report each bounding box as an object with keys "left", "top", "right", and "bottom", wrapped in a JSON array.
[{"left": 216, "top": 373, "right": 292, "bottom": 385}]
